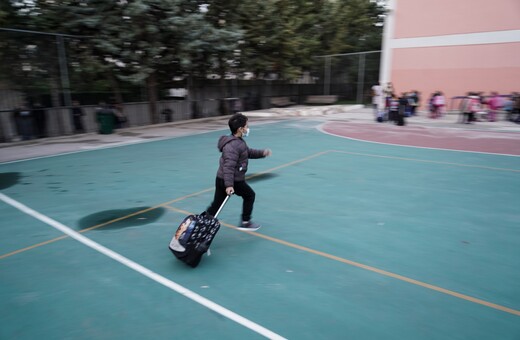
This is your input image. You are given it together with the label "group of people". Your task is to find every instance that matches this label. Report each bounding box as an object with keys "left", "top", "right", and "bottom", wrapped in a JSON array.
[
  {"left": 457, "top": 91, "right": 520, "bottom": 124},
  {"left": 10, "top": 100, "right": 129, "bottom": 140},
  {"left": 371, "top": 82, "right": 420, "bottom": 126},
  {"left": 11, "top": 100, "right": 87, "bottom": 140},
  {"left": 372, "top": 83, "right": 520, "bottom": 125}
]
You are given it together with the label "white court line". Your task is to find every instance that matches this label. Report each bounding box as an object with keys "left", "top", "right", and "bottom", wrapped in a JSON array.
[
  {"left": 0, "top": 119, "right": 283, "bottom": 165},
  {"left": 317, "top": 122, "right": 520, "bottom": 158},
  {"left": 0, "top": 193, "right": 286, "bottom": 340}
]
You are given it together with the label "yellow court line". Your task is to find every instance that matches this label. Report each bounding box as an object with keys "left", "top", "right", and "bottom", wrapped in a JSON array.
[
  {"left": 2, "top": 148, "right": 517, "bottom": 260},
  {"left": 3, "top": 149, "right": 519, "bottom": 315},
  {"left": 165, "top": 204, "right": 520, "bottom": 317},
  {"left": 0, "top": 151, "right": 331, "bottom": 260},
  {"left": 0, "top": 235, "right": 69, "bottom": 260},
  {"left": 2, "top": 148, "right": 517, "bottom": 261},
  {"left": 0, "top": 190, "right": 215, "bottom": 260},
  {"left": 246, "top": 150, "right": 332, "bottom": 179},
  {"left": 331, "top": 150, "right": 520, "bottom": 173}
]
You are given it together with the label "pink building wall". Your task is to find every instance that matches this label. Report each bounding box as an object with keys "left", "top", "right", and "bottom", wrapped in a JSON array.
[
  {"left": 394, "top": 0, "right": 520, "bottom": 38},
  {"left": 383, "top": 0, "right": 520, "bottom": 110}
]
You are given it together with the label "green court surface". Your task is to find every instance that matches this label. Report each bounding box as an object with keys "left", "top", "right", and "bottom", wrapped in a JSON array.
[{"left": 1, "top": 119, "right": 519, "bottom": 339}]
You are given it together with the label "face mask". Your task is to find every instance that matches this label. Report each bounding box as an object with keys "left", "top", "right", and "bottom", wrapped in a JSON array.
[{"left": 242, "top": 127, "right": 250, "bottom": 137}]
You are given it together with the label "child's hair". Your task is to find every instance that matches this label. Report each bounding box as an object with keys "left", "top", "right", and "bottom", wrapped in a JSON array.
[{"left": 228, "top": 113, "right": 248, "bottom": 134}]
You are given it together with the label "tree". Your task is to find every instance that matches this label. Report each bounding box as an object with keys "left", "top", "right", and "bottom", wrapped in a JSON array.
[
  {"left": 61, "top": 0, "right": 243, "bottom": 123},
  {"left": 1, "top": 0, "right": 385, "bottom": 123},
  {"left": 0, "top": 1, "right": 57, "bottom": 101},
  {"left": 234, "top": 0, "right": 323, "bottom": 80},
  {"left": 0, "top": 0, "right": 75, "bottom": 134},
  {"left": 319, "top": 0, "right": 384, "bottom": 55}
]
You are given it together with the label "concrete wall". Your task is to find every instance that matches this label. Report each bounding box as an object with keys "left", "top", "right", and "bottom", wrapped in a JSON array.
[{"left": 0, "top": 99, "right": 221, "bottom": 142}]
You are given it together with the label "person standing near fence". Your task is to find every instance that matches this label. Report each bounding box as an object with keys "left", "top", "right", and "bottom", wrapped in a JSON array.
[
  {"left": 161, "top": 108, "right": 173, "bottom": 122},
  {"left": 432, "top": 91, "right": 446, "bottom": 119},
  {"left": 112, "top": 102, "right": 127, "bottom": 129},
  {"left": 512, "top": 92, "right": 520, "bottom": 123},
  {"left": 460, "top": 93, "right": 480, "bottom": 124},
  {"left": 32, "top": 102, "right": 47, "bottom": 138},
  {"left": 13, "top": 103, "right": 33, "bottom": 140},
  {"left": 388, "top": 93, "right": 399, "bottom": 123},
  {"left": 486, "top": 92, "right": 502, "bottom": 122},
  {"left": 459, "top": 93, "right": 471, "bottom": 123},
  {"left": 70, "top": 100, "right": 85, "bottom": 133},
  {"left": 408, "top": 90, "right": 420, "bottom": 116},
  {"left": 371, "top": 82, "right": 383, "bottom": 119},
  {"left": 396, "top": 92, "right": 408, "bottom": 126}
]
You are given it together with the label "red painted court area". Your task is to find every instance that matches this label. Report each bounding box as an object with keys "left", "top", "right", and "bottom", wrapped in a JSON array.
[{"left": 322, "top": 122, "right": 520, "bottom": 155}]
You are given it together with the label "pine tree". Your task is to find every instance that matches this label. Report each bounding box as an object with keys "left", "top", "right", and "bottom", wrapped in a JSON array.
[
  {"left": 235, "top": 0, "right": 323, "bottom": 80},
  {"left": 62, "top": 0, "right": 243, "bottom": 122}
]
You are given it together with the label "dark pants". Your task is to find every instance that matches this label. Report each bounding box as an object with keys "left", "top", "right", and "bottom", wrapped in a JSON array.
[
  {"left": 73, "top": 115, "right": 84, "bottom": 132},
  {"left": 207, "top": 177, "right": 255, "bottom": 222},
  {"left": 464, "top": 112, "right": 474, "bottom": 123},
  {"left": 33, "top": 111, "right": 46, "bottom": 138},
  {"left": 18, "top": 117, "right": 33, "bottom": 140},
  {"left": 389, "top": 110, "right": 398, "bottom": 122}
]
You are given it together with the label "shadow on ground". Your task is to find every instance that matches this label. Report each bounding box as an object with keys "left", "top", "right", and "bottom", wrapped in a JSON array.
[
  {"left": 0, "top": 172, "right": 21, "bottom": 190},
  {"left": 246, "top": 173, "right": 279, "bottom": 183},
  {"left": 78, "top": 207, "right": 166, "bottom": 230}
]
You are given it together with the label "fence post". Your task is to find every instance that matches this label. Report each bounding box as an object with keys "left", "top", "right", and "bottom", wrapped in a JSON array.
[
  {"left": 56, "top": 35, "right": 72, "bottom": 108},
  {"left": 357, "top": 53, "right": 366, "bottom": 104},
  {"left": 324, "top": 56, "right": 331, "bottom": 95}
]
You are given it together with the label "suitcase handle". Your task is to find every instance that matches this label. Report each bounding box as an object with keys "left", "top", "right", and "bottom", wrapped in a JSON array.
[{"left": 214, "top": 195, "right": 231, "bottom": 218}]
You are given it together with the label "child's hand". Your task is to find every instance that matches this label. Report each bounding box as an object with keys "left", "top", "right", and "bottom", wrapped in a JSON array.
[{"left": 263, "top": 149, "right": 272, "bottom": 157}]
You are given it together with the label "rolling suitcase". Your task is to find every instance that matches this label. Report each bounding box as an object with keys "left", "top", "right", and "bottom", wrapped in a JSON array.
[{"left": 169, "top": 195, "right": 230, "bottom": 268}]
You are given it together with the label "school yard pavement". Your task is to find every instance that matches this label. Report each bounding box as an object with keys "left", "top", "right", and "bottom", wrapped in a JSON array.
[{"left": 1, "top": 105, "right": 519, "bottom": 163}]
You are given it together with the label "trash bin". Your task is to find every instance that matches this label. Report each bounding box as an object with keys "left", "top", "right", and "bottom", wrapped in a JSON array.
[
  {"left": 220, "top": 98, "right": 241, "bottom": 115},
  {"left": 97, "top": 109, "right": 114, "bottom": 134}
]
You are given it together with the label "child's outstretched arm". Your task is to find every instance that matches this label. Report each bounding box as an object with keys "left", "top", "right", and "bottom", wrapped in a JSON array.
[{"left": 248, "top": 147, "right": 271, "bottom": 159}]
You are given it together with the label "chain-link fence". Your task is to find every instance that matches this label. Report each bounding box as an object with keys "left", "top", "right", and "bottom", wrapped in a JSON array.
[
  {"left": 313, "top": 50, "right": 381, "bottom": 102},
  {"left": 0, "top": 28, "right": 380, "bottom": 142}
]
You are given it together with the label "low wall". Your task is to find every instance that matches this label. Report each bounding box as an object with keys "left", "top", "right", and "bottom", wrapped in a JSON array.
[{"left": 0, "top": 99, "right": 224, "bottom": 142}]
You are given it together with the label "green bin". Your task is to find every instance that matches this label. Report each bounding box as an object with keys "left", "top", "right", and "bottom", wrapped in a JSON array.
[{"left": 97, "top": 110, "right": 114, "bottom": 134}]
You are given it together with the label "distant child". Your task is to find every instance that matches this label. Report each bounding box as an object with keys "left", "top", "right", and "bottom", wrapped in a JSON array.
[
  {"left": 486, "top": 92, "right": 502, "bottom": 122},
  {"left": 388, "top": 93, "right": 399, "bottom": 123},
  {"left": 432, "top": 91, "right": 445, "bottom": 118},
  {"left": 397, "top": 92, "right": 408, "bottom": 126},
  {"left": 205, "top": 113, "right": 272, "bottom": 231},
  {"left": 71, "top": 100, "right": 85, "bottom": 133}
]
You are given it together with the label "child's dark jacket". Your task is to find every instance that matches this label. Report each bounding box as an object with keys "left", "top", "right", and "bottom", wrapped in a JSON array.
[{"left": 217, "top": 135, "right": 265, "bottom": 187}]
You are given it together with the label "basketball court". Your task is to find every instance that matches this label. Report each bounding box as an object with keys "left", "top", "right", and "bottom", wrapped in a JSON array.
[{"left": 1, "top": 109, "right": 519, "bottom": 339}]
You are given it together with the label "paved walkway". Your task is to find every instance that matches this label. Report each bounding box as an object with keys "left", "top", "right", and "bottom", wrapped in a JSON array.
[{"left": 1, "top": 105, "right": 519, "bottom": 163}]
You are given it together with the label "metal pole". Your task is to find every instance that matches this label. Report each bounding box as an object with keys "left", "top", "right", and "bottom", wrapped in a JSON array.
[
  {"left": 56, "top": 35, "right": 72, "bottom": 107},
  {"left": 356, "top": 53, "right": 366, "bottom": 104},
  {"left": 323, "top": 57, "right": 327, "bottom": 95},
  {"left": 324, "top": 56, "right": 331, "bottom": 95}
]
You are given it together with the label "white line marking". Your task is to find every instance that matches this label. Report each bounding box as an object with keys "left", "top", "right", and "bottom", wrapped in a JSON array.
[
  {"left": 0, "top": 193, "right": 286, "bottom": 340},
  {"left": 317, "top": 122, "right": 520, "bottom": 157},
  {"left": 390, "top": 29, "right": 520, "bottom": 49},
  {"left": 0, "top": 119, "right": 283, "bottom": 165}
]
